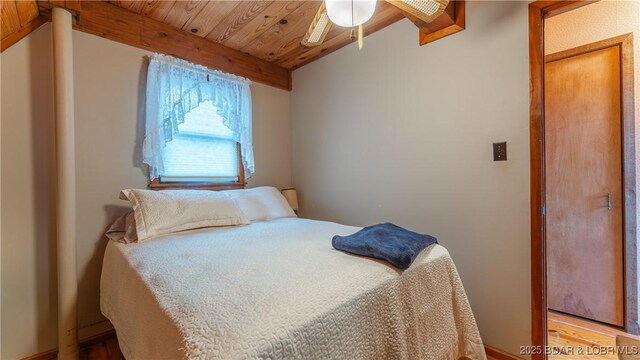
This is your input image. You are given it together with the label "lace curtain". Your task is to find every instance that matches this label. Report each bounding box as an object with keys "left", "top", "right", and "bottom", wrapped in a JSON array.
[{"left": 143, "top": 53, "right": 254, "bottom": 179}]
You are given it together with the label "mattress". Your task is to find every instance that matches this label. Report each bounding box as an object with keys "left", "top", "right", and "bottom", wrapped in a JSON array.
[{"left": 101, "top": 217, "right": 486, "bottom": 360}]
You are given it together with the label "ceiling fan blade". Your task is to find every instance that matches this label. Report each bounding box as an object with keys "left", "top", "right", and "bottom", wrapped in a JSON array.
[
  {"left": 301, "top": 3, "right": 332, "bottom": 47},
  {"left": 386, "top": 0, "right": 449, "bottom": 23}
]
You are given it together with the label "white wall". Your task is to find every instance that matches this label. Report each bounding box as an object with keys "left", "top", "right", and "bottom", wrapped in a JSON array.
[
  {"left": 545, "top": 0, "right": 640, "bottom": 331},
  {"left": 0, "top": 24, "right": 291, "bottom": 359},
  {"left": 1, "top": 25, "right": 56, "bottom": 359},
  {"left": 290, "top": 2, "right": 531, "bottom": 354}
]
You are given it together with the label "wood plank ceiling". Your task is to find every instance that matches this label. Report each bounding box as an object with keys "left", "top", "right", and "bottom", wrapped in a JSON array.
[
  {"left": 106, "top": 0, "right": 405, "bottom": 70},
  {"left": 1, "top": 0, "right": 403, "bottom": 70},
  {"left": 1, "top": 1, "right": 465, "bottom": 89},
  {"left": 0, "top": 0, "right": 45, "bottom": 51}
]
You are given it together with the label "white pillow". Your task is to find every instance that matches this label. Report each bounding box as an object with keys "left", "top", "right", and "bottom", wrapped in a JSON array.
[
  {"left": 119, "top": 189, "right": 249, "bottom": 242},
  {"left": 225, "top": 186, "right": 297, "bottom": 222},
  {"left": 105, "top": 210, "right": 138, "bottom": 244}
]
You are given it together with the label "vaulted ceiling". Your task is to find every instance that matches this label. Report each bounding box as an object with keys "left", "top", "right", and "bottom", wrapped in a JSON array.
[
  {"left": 1, "top": 0, "right": 45, "bottom": 50},
  {"left": 1, "top": 1, "right": 465, "bottom": 90},
  {"left": 107, "top": 0, "right": 405, "bottom": 70}
]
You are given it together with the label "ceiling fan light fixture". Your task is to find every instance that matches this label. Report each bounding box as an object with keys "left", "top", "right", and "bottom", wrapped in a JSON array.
[{"left": 325, "top": 0, "right": 377, "bottom": 28}]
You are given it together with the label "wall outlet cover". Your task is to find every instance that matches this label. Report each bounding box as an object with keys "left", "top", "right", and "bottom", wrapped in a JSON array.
[{"left": 493, "top": 142, "right": 507, "bottom": 161}]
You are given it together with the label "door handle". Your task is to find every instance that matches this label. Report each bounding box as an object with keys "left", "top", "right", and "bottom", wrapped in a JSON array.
[{"left": 606, "top": 192, "right": 612, "bottom": 210}]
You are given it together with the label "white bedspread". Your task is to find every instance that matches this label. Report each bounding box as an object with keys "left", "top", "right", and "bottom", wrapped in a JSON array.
[{"left": 101, "top": 218, "right": 486, "bottom": 360}]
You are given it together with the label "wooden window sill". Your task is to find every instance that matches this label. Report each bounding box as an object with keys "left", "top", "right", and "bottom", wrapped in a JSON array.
[{"left": 148, "top": 179, "right": 246, "bottom": 191}]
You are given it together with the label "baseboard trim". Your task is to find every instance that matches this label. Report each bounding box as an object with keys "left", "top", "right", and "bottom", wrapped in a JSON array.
[
  {"left": 23, "top": 333, "right": 514, "bottom": 360},
  {"left": 485, "top": 344, "right": 523, "bottom": 360},
  {"left": 22, "top": 330, "right": 116, "bottom": 360}
]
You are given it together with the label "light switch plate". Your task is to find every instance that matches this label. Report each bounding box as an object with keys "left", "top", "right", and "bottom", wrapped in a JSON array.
[{"left": 493, "top": 142, "right": 507, "bottom": 161}]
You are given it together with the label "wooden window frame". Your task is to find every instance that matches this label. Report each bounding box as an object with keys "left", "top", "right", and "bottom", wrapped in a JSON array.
[
  {"left": 148, "top": 142, "right": 246, "bottom": 191},
  {"left": 529, "top": 2, "right": 637, "bottom": 359}
]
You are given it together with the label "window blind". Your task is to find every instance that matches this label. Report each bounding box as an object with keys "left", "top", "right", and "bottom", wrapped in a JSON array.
[{"left": 160, "top": 101, "right": 239, "bottom": 182}]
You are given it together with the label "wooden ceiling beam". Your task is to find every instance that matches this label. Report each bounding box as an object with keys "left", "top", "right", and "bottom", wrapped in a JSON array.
[
  {"left": 394, "top": 0, "right": 465, "bottom": 46},
  {"left": 38, "top": 0, "right": 292, "bottom": 91},
  {"left": 0, "top": 16, "right": 47, "bottom": 53},
  {"left": 400, "top": 2, "right": 455, "bottom": 30},
  {"left": 418, "top": 0, "right": 465, "bottom": 46}
]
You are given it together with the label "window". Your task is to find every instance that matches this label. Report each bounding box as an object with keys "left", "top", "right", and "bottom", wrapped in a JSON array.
[
  {"left": 159, "top": 101, "right": 241, "bottom": 184},
  {"left": 143, "top": 54, "right": 253, "bottom": 190}
]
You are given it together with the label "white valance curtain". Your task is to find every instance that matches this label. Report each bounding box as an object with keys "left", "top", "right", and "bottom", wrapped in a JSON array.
[{"left": 143, "top": 53, "right": 254, "bottom": 179}]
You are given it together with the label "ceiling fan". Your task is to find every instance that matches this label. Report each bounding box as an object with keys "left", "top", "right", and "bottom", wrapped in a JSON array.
[{"left": 302, "top": 0, "right": 450, "bottom": 49}]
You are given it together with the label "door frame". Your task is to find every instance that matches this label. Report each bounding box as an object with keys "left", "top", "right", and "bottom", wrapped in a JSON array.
[{"left": 529, "top": 2, "right": 638, "bottom": 359}]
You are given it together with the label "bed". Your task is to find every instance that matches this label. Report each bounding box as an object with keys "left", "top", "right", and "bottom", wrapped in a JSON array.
[{"left": 101, "top": 216, "right": 485, "bottom": 360}]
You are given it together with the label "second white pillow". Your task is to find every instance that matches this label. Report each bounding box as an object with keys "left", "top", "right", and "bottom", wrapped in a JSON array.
[{"left": 225, "top": 186, "right": 297, "bottom": 222}]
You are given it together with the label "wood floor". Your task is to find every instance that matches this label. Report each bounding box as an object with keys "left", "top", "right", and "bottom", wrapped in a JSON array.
[
  {"left": 80, "top": 336, "right": 502, "bottom": 360},
  {"left": 72, "top": 335, "right": 505, "bottom": 360},
  {"left": 548, "top": 310, "right": 640, "bottom": 360},
  {"left": 44, "top": 313, "right": 640, "bottom": 360},
  {"left": 81, "top": 336, "right": 122, "bottom": 360},
  {"left": 24, "top": 331, "right": 122, "bottom": 360}
]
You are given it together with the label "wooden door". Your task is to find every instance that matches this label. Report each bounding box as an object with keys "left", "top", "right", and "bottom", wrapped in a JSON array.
[{"left": 545, "top": 44, "right": 624, "bottom": 327}]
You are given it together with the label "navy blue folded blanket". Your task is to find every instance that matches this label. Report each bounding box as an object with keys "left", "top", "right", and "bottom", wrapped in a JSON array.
[{"left": 332, "top": 223, "right": 438, "bottom": 269}]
